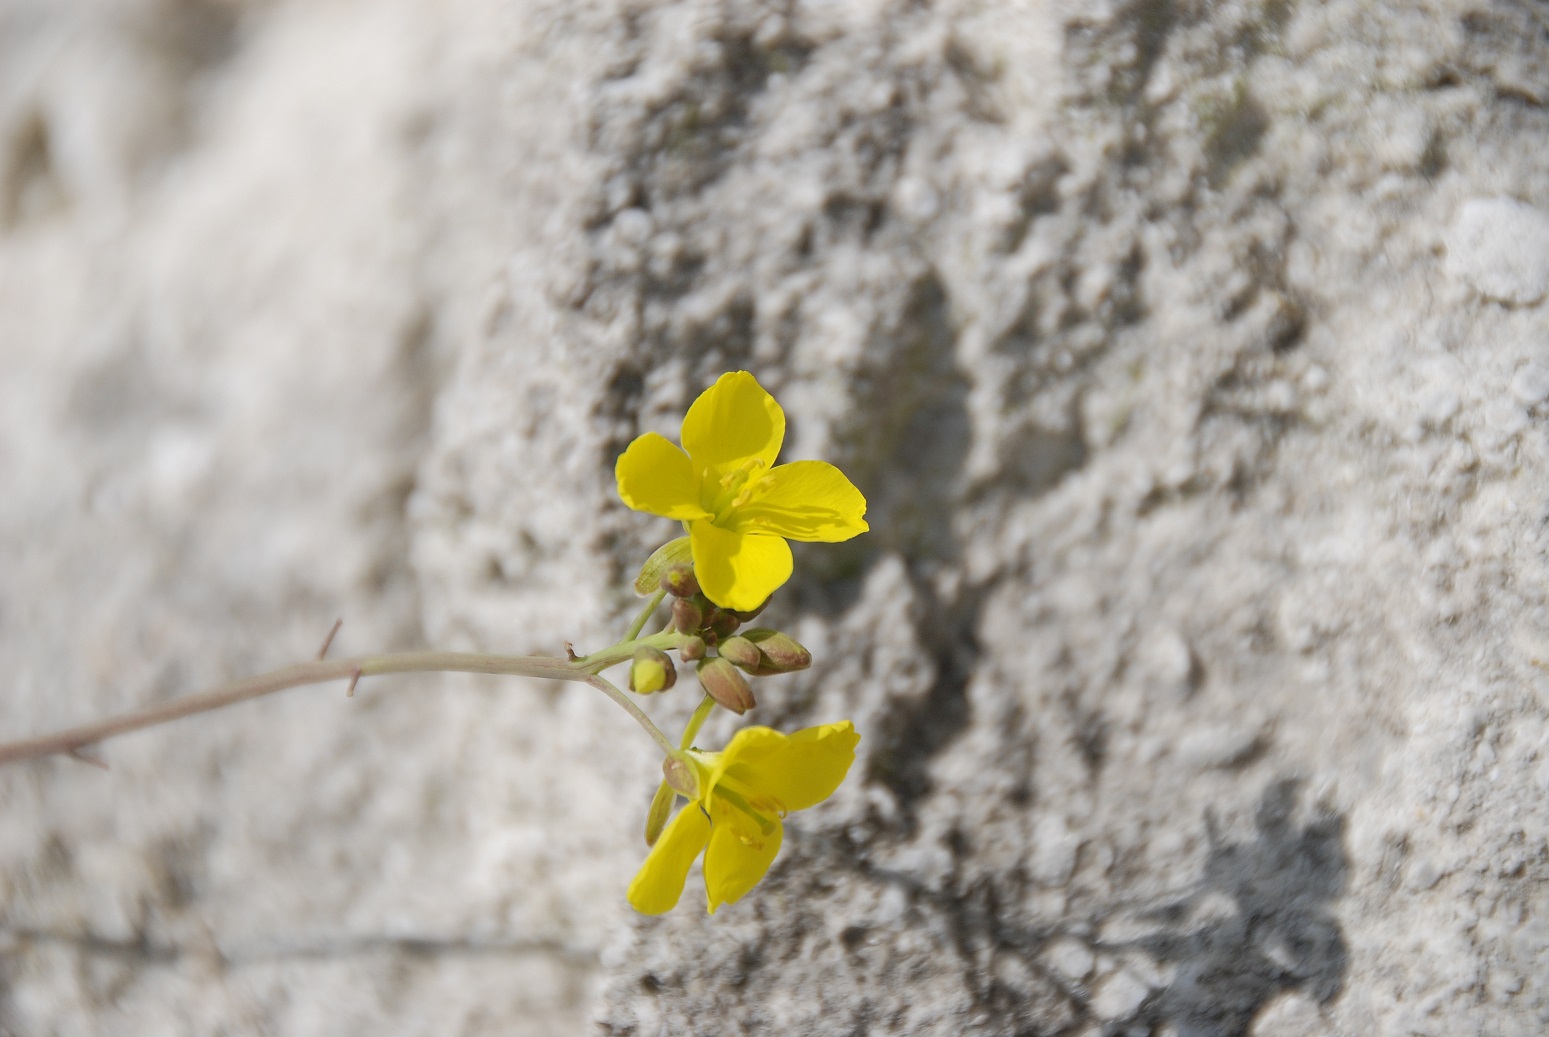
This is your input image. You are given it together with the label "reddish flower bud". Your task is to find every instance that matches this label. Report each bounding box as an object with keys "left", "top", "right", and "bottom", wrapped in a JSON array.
[
  {"left": 717, "top": 635, "right": 763, "bottom": 672},
  {"left": 743, "top": 628, "right": 813, "bottom": 672},
  {"left": 672, "top": 597, "right": 704, "bottom": 635},
  {"left": 679, "top": 635, "right": 706, "bottom": 662},
  {"left": 708, "top": 609, "right": 741, "bottom": 639},
  {"left": 659, "top": 565, "right": 700, "bottom": 598},
  {"left": 696, "top": 657, "right": 756, "bottom": 715},
  {"left": 728, "top": 599, "right": 769, "bottom": 623}
]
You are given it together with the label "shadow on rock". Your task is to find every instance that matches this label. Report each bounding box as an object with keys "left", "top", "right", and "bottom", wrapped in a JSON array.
[{"left": 1117, "top": 778, "right": 1348, "bottom": 1037}]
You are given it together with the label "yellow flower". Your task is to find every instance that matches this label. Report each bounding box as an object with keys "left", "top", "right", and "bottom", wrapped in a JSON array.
[
  {"left": 628, "top": 721, "right": 860, "bottom": 915},
  {"left": 615, "top": 371, "right": 868, "bottom": 611}
]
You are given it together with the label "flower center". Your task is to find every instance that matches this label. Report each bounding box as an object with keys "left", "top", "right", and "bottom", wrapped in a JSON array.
[
  {"left": 712, "top": 778, "right": 785, "bottom": 843},
  {"left": 705, "top": 459, "right": 768, "bottom": 525}
]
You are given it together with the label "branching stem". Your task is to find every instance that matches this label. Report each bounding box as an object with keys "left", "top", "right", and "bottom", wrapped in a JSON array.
[{"left": 0, "top": 632, "right": 686, "bottom": 768}]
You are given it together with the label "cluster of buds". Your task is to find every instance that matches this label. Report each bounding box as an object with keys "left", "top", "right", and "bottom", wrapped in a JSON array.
[{"left": 628, "top": 564, "right": 812, "bottom": 716}]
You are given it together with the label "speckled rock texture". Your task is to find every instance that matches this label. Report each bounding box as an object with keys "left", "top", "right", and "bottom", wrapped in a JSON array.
[{"left": 3, "top": 1, "right": 1548, "bottom": 1035}]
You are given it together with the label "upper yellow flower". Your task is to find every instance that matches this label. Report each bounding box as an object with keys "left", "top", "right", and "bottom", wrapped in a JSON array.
[
  {"left": 628, "top": 721, "right": 860, "bottom": 915},
  {"left": 615, "top": 372, "right": 868, "bottom": 611}
]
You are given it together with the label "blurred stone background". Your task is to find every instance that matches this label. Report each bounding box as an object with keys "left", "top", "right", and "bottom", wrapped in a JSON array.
[{"left": 2, "top": 0, "right": 1548, "bottom": 1034}]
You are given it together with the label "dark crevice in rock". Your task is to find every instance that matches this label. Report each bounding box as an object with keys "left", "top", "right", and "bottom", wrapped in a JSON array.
[
  {"left": 771, "top": 267, "right": 985, "bottom": 817},
  {"left": 1001, "top": 152, "right": 1070, "bottom": 254},
  {"left": 844, "top": 270, "right": 967, "bottom": 563},
  {"left": 1064, "top": 0, "right": 1180, "bottom": 107},
  {"left": 139, "top": 0, "right": 242, "bottom": 84},
  {"left": 372, "top": 302, "right": 443, "bottom": 644},
  {"left": 0, "top": 109, "right": 65, "bottom": 228},
  {"left": 865, "top": 571, "right": 981, "bottom": 821},
  {"left": 1459, "top": 2, "right": 1549, "bottom": 108},
  {"left": 1202, "top": 85, "right": 1269, "bottom": 187}
]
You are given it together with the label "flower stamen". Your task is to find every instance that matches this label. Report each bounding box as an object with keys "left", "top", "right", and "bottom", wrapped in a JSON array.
[
  {"left": 708, "top": 459, "right": 769, "bottom": 524},
  {"left": 714, "top": 784, "right": 781, "bottom": 837}
]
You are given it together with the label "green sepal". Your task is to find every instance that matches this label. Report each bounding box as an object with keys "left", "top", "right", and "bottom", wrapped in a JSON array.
[
  {"left": 644, "top": 779, "right": 677, "bottom": 846},
  {"left": 634, "top": 537, "right": 693, "bottom": 596}
]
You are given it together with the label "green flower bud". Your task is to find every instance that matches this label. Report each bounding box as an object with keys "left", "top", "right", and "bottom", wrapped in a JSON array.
[
  {"left": 644, "top": 780, "right": 677, "bottom": 847},
  {"left": 742, "top": 628, "right": 813, "bottom": 673},
  {"left": 717, "top": 635, "right": 763, "bottom": 672},
  {"left": 679, "top": 635, "right": 707, "bottom": 662},
  {"left": 672, "top": 597, "right": 704, "bottom": 635},
  {"left": 696, "top": 657, "right": 756, "bottom": 715},
  {"left": 628, "top": 646, "right": 676, "bottom": 694},
  {"left": 659, "top": 565, "right": 700, "bottom": 599}
]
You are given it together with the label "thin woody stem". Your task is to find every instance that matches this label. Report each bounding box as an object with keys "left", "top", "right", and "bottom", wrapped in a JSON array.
[{"left": 0, "top": 640, "right": 683, "bottom": 768}]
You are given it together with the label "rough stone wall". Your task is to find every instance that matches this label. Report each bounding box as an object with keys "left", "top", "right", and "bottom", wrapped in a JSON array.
[{"left": 3, "top": 1, "right": 1549, "bottom": 1035}]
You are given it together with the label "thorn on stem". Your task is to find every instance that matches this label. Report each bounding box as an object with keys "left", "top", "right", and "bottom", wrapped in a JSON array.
[
  {"left": 564, "top": 641, "right": 579, "bottom": 662},
  {"left": 346, "top": 668, "right": 362, "bottom": 698},
  {"left": 68, "top": 746, "right": 109, "bottom": 771},
  {"left": 317, "top": 618, "right": 344, "bottom": 660}
]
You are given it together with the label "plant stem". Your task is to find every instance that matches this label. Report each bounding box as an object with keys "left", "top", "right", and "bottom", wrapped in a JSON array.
[
  {"left": 624, "top": 589, "right": 667, "bottom": 642},
  {"left": 679, "top": 694, "right": 717, "bottom": 750},
  {"left": 574, "top": 630, "right": 681, "bottom": 671},
  {"left": 0, "top": 645, "right": 683, "bottom": 768},
  {"left": 583, "top": 674, "right": 677, "bottom": 756}
]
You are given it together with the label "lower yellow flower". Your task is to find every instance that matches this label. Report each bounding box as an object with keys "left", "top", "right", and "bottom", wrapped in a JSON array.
[{"left": 628, "top": 721, "right": 860, "bottom": 914}]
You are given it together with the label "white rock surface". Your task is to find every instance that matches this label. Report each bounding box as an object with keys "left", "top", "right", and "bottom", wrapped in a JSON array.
[
  {"left": 3, "top": 1, "right": 1549, "bottom": 1036},
  {"left": 1445, "top": 197, "right": 1549, "bottom": 305}
]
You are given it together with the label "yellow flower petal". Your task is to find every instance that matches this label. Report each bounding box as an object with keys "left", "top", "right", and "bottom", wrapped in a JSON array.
[
  {"left": 703, "top": 803, "right": 783, "bottom": 914},
  {"left": 681, "top": 371, "right": 786, "bottom": 473},
  {"left": 690, "top": 520, "right": 793, "bottom": 611},
  {"left": 713, "top": 722, "right": 860, "bottom": 813},
  {"left": 731, "top": 460, "right": 869, "bottom": 542},
  {"left": 616, "top": 433, "right": 711, "bottom": 522},
  {"left": 627, "top": 802, "right": 712, "bottom": 915}
]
